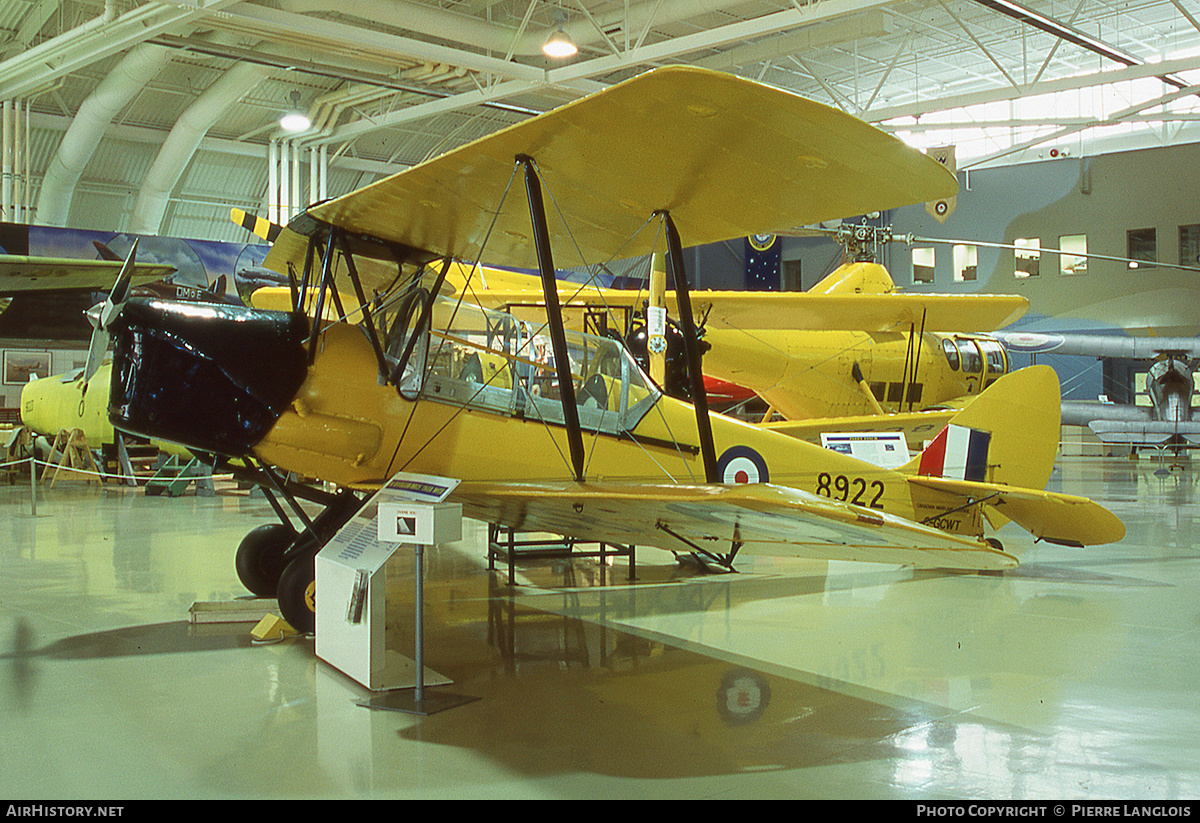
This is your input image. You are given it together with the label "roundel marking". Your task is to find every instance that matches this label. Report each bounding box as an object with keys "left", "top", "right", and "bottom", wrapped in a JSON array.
[
  {"left": 717, "top": 445, "right": 769, "bottom": 485},
  {"left": 748, "top": 233, "right": 776, "bottom": 252}
]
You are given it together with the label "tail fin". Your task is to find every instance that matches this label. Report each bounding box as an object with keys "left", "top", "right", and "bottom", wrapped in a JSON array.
[
  {"left": 810, "top": 261, "right": 897, "bottom": 294},
  {"left": 900, "top": 365, "right": 1061, "bottom": 492},
  {"left": 898, "top": 365, "right": 1125, "bottom": 547}
]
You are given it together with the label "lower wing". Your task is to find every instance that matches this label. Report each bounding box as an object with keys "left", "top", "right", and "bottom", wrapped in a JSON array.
[{"left": 452, "top": 479, "right": 1018, "bottom": 571}]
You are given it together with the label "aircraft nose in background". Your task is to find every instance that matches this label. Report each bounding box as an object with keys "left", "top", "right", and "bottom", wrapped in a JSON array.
[{"left": 106, "top": 298, "right": 310, "bottom": 458}]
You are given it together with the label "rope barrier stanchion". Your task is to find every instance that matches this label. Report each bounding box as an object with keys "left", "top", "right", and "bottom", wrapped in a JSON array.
[{"left": 4, "top": 451, "right": 234, "bottom": 513}]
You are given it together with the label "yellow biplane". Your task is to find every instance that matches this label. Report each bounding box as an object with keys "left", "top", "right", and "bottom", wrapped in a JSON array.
[{"left": 94, "top": 67, "right": 1121, "bottom": 632}]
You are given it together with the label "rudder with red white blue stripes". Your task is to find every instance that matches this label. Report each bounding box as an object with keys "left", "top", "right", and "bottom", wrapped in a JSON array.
[{"left": 917, "top": 424, "right": 992, "bottom": 482}]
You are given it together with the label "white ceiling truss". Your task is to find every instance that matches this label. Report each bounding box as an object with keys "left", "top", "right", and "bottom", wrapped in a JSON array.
[{"left": 3, "top": 0, "right": 1200, "bottom": 241}]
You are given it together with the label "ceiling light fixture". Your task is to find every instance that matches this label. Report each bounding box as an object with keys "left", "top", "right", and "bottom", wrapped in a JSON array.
[
  {"left": 279, "top": 90, "right": 311, "bottom": 132},
  {"left": 543, "top": 9, "right": 577, "bottom": 59},
  {"left": 543, "top": 26, "right": 577, "bottom": 58}
]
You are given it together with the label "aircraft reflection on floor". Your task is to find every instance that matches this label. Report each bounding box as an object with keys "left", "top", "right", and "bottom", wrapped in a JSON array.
[
  {"left": 371, "top": 551, "right": 1000, "bottom": 779},
  {"left": 337, "top": 531, "right": 1127, "bottom": 783}
]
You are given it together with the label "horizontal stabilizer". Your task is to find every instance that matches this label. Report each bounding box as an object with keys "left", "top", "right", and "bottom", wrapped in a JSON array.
[
  {"left": 1062, "top": 400, "right": 1150, "bottom": 427},
  {"left": 763, "top": 409, "right": 956, "bottom": 449},
  {"left": 907, "top": 475, "right": 1126, "bottom": 547}
]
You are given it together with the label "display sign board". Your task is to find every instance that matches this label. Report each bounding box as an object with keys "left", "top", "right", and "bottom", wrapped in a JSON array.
[
  {"left": 315, "top": 472, "right": 461, "bottom": 691},
  {"left": 819, "top": 432, "right": 909, "bottom": 469},
  {"left": 378, "top": 502, "right": 463, "bottom": 545}
]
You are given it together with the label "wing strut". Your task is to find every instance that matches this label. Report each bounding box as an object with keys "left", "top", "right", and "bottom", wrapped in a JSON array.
[
  {"left": 387, "top": 257, "right": 452, "bottom": 391},
  {"left": 518, "top": 154, "right": 585, "bottom": 483},
  {"left": 656, "top": 522, "right": 741, "bottom": 572},
  {"left": 659, "top": 212, "right": 719, "bottom": 483},
  {"left": 334, "top": 227, "right": 389, "bottom": 382},
  {"left": 308, "top": 233, "right": 337, "bottom": 364}
]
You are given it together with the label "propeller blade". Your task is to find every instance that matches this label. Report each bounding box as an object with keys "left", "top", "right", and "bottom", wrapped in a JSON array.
[
  {"left": 82, "top": 238, "right": 139, "bottom": 386},
  {"left": 82, "top": 325, "right": 109, "bottom": 384},
  {"left": 101, "top": 238, "right": 138, "bottom": 326}
]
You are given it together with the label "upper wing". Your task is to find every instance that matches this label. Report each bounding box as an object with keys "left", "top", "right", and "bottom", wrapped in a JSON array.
[
  {"left": 452, "top": 479, "right": 1017, "bottom": 571},
  {"left": 0, "top": 256, "right": 175, "bottom": 295},
  {"left": 689, "top": 292, "right": 1028, "bottom": 333},
  {"left": 397, "top": 265, "right": 1028, "bottom": 333},
  {"left": 299, "top": 66, "right": 957, "bottom": 271}
]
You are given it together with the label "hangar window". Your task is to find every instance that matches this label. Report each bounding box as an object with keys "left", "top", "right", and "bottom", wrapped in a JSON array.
[
  {"left": 1127, "top": 228, "right": 1157, "bottom": 269},
  {"left": 953, "top": 244, "right": 977, "bottom": 282},
  {"left": 1014, "top": 238, "right": 1040, "bottom": 278},
  {"left": 1179, "top": 224, "right": 1200, "bottom": 267},
  {"left": 912, "top": 247, "right": 935, "bottom": 284},
  {"left": 1059, "top": 234, "right": 1087, "bottom": 275}
]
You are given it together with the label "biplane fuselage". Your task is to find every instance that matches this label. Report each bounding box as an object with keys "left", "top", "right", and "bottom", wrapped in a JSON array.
[
  {"left": 247, "top": 256, "right": 1023, "bottom": 437},
  {"left": 240, "top": 298, "right": 1019, "bottom": 544}
]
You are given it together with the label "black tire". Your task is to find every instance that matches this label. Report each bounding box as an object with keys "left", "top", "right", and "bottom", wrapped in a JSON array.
[
  {"left": 277, "top": 554, "right": 316, "bottom": 635},
  {"left": 235, "top": 523, "right": 297, "bottom": 597}
]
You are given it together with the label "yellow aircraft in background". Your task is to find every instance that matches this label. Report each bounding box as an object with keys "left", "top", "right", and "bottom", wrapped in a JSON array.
[
  {"left": 704, "top": 240, "right": 1021, "bottom": 446},
  {"left": 232, "top": 215, "right": 1027, "bottom": 449},
  {"left": 15, "top": 241, "right": 214, "bottom": 470},
  {"left": 94, "top": 67, "right": 1121, "bottom": 633}
]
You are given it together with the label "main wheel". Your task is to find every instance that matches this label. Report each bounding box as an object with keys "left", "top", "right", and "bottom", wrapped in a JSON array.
[
  {"left": 235, "top": 523, "right": 297, "bottom": 597},
  {"left": 277, "top": 554, "right": 316, "bottom": 634}
]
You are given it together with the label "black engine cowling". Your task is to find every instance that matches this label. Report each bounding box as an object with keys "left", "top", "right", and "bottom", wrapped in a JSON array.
[{"left": 108, "top": 298, "right": 310, "bottom": 457}]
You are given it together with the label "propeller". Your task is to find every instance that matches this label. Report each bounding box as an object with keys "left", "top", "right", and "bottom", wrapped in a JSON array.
[{"left": 82, "top": 238, "right": 139, "bottom": 389}]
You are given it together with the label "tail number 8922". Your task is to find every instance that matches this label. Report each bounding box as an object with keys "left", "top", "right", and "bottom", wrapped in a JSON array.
[{"left": 816, "top": 472, "right": 885, "bottom": 510}]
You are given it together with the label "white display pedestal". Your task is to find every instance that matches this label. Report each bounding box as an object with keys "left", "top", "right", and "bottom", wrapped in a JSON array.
[{"left": 315, "top": 473, "right": 476, "bottom": 714}]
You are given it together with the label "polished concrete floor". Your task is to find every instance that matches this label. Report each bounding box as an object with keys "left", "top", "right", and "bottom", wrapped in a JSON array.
[{"left": 2, "top": 453, "right": 1199, "bottom": 799}]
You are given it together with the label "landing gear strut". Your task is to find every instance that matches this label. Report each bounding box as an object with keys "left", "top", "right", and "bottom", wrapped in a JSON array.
[{"left": 233, "top": 465, "right": 364, "bottom": 634}]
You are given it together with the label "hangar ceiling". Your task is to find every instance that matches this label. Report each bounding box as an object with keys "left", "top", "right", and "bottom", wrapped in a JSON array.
[{"left": 3, "top": 0, "right": 1200, "bottom": 242}]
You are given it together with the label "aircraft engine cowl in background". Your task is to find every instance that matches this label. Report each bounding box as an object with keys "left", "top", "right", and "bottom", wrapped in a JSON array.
[{"left": 107, "top": 298, "right": 310, "bottom": 457}]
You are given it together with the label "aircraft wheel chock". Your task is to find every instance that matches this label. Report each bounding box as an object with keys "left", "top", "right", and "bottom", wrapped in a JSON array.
[
  {"left": 277, "top": 554, "right": 316, "bottom": 635},
  {"left": 235, "top": 523, "right": 297, "bottom": 597}
]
